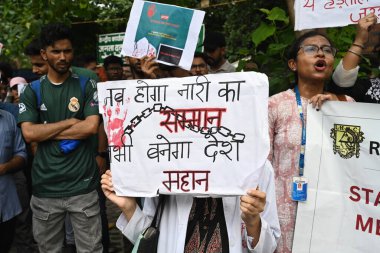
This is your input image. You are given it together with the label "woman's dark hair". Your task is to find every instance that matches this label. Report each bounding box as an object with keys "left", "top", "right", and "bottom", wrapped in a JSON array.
[
  {"left": 286, "top": 31, "right": 334, "bottom": 62},
  {"left": 40, "top": 23, "right": 72, "bottom": 49}
]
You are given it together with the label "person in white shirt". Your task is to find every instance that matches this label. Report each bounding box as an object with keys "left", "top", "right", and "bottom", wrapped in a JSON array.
[{"left": 101, "top": 160, "right": 280, "bottom": 253}]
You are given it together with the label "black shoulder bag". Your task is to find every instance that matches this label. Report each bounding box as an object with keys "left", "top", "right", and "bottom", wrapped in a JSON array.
[{"left": 132, "top": 195, "right": 166, "bottom": 253}]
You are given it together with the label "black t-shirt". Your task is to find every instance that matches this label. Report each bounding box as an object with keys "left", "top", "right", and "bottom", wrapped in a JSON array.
[{"left": 328, "top": 77, "right": 380, "bottom": 103}]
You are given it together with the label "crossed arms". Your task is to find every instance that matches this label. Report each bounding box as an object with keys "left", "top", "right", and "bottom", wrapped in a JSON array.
[{"left": 20, "top": 115, "right": 99, "bottom": 143}]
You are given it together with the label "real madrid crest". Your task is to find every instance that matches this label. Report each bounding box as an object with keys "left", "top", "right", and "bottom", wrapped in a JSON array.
[
  {"left": 68, "top": 97, "right": 80, "bottom": 112},
  {"left": 330, "top": 124, "right": 364, "bottom": 159}
]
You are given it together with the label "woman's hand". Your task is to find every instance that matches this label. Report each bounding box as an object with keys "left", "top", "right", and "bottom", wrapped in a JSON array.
[
  {"left": 355, "top": 13, "right": 377, "bottom": 46},
  {"left": 309, "top": 93, "right": 338, "bottom": 110},
  {"left": 240, "top": 188, "right": 266, "bottom": 247},
  {"left": 240, "top": 188, "right": 266, "bottom": 224},
  {"left": 101, "top": 170, "right": 137, "bottom": 220}
]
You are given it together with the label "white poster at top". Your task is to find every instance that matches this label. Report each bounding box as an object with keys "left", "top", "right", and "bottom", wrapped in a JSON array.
[
  {"left": 97, "top": 72, "right": 269, "bottom": 197},
  {"left": 293, "top": 102, "right": 380, "bottom": 252},
  {"left": 294, "top": 0, "right": 380, "bottom": 30},
  {"left": 121, "top": 1, "right": 205, "bottom": 70}
]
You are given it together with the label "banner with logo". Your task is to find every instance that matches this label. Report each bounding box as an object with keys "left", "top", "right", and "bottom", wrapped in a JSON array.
[
  {"left": 97, "top": 32, "right": 125, "bottom": 64},
  {"left": 97, "top": 72, "right": 269, "bottom": 197},
  {"left": 121, "top": 1, "right": 205, "bottom": 70},
  {"left": 294, "top": 0, "right": 379, "bottom": 30},
  {"left": 293, "top": 102, "right": 380, "bottom": 252}
]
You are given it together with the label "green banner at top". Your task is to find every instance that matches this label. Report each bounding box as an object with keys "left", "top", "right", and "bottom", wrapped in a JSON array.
[{"left": 97, "top": 32, "right": 125, "bottom": 65}]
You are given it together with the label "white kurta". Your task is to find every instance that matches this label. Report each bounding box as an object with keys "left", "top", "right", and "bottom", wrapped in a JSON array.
[
  {"left": 116, "top": 160, "right": 280, "bottom": 253},
  {"left": 332, "top": 59, "right": 360, "bottom": 87}
]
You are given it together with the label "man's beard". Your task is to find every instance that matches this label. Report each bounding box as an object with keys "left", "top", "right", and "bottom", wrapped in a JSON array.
[
  {"left": 48, "top": 59, "right": 71, "bottom": 75},
  {"left": 207, "top": 56, "right": 223, "bottom": 68}
]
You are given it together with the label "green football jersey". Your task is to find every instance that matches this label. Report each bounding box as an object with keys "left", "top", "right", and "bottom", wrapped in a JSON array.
[{"left": 18, "top": 73, "right": 100, "bottom": 198}]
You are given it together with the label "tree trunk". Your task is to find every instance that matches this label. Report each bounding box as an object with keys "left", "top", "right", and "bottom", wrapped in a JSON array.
[{"left": 285, "top": 0, "right": 295, "bottom": 28}]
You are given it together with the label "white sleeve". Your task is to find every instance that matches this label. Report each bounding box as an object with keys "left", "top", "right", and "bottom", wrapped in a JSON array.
[
  {"left": 332, "top": 59, "right": 359, "bottom": 88},
  {"left": 246, "top": 160, "right": 281, "bottom": 253},
  {"left": 116, "top": 198, "right": 157, "bottom": 243}
]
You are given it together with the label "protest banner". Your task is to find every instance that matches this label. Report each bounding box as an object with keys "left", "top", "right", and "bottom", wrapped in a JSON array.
[
  {"left": 294, "top": 0, "right": 380, "bottom": 30},
  {"left": 293, "top": 102, "right": 380, "bottom": 252},
  {"left": 121, "top": 1, "right": 205, "bottom": 70},
  {"left": 97, "top": 32, "right": 125, "bottom": 64},
  {"left": 97, "top": 72, "right": 269, "bottom": 197}
]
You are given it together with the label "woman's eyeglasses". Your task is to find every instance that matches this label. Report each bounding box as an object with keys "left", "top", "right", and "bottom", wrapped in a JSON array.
[{"left": 298, "top": 44, "right": 337, "bottom": 57}]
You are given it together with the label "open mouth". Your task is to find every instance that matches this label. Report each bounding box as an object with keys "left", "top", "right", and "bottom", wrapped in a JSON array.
[{"left": 314, "top": 60, "right": 326, "bottom": 71}]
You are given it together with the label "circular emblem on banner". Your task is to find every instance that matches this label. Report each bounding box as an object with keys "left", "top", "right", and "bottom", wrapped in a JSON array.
[
  {"left": 68, "top": 97, "right": 80, "bottom": 112},
  {"left": 330, "top": 124, "right": 364, "bottom": 159}
]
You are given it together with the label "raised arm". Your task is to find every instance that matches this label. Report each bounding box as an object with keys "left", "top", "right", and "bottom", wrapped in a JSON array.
[{"left": 333, "top": 13, "right": 377, "bottom": 87}]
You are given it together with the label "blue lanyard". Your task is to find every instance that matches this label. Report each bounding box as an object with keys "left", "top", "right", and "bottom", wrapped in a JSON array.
[{"left": 294, "top": 86, "right": 306, "bottom": 176}]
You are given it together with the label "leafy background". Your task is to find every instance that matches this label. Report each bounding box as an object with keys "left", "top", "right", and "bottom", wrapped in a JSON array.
[{"left": 0, "top": 0, "right": 377, "bottom": 94}]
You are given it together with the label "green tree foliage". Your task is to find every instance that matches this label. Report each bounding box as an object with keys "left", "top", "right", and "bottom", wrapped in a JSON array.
[
  {"left": 0, "top": 0, "right": 135, "bottom": 66},
  {"left": 1, "top": 0, "right": 373, "bottom": 92},
  {"left": 221, "top": 2, "right": 294, "bottom": 95}
]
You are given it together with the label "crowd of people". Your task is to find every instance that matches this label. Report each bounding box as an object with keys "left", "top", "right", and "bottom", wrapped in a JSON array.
[{"left": 0, "top": 12, "right": 378, "bottom": 253}]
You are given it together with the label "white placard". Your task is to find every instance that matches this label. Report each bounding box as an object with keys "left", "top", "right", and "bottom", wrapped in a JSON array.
[
  {"left": 97, "top": 72, "right": 269, "bottom": 197},
  {"left": 293, "top": 102, "right": 380, "bottom": 252},
  {"left": 294, "top": 0, "right": 380, "bottom": 31}
]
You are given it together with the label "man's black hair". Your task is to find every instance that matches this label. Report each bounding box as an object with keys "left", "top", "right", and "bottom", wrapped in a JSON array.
[
  {"left": 104, "top": 55, "right": 123, "bottom": 70},
  {"left": 203, "top": 31, "right": 226, "bottom": 53},
  {"left": 24, "top": 38, "right": 42, "bottom": 56},
  {"left": 40, "top": 23, "right": 72, "bottom": 49},
  {"left": 0, "top": 62, "right": 14, "bottom": 82},
  {"left": 193, "top": 52, "right": 208, "bottom": 63}
]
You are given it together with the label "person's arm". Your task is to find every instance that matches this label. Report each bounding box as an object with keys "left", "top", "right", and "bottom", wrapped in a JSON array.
[
  {"left": 0, "top": 156, "right": 25, "bottom": 175},
  {"left": 55, "top": 78, "right": 100, "bottom": 139},
  {"left": 96, "top": 121, "right": 109, "bottom": 175},
  {"left": 1, "top": 115, "right": 27, "bottom": 174},
  {"left": 333, "top": 13, "right": 377, "bottom": 87},
  {"left": 240, "top": 188, "right": 265, "bottom": 247},
  {"left": 140, "top": 56, "right": 168, "bottom": 79},
  {"left": 20, "top": 118, "right": 80, "bottom": 143},
  {"left": 101, "top": 170, "right": 154, "bottom": 242},
  {"left": 54, "top": 115, "right": 99, "bottom": 140},
  {"left": 243, "top": 161, "right": 281, "bottom": 252},
  {"left": 101, "top": 170, "right": 137, "bottom": 220}
]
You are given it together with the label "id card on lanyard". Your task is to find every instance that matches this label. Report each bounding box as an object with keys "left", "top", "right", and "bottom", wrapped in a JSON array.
[{"left": 292, "top": 86, "right": 308, "bottom": 202}]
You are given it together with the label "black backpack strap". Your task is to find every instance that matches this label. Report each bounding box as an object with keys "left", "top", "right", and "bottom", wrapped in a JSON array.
[{"left": 151, "top": 195, "right": 166, "bottom": 229}]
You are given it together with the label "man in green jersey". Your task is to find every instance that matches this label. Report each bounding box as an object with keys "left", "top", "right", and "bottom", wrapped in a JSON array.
[{"left": 18, "top": 23, "right": 102, "bottom": 253}]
